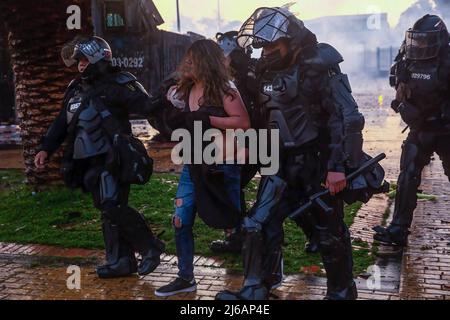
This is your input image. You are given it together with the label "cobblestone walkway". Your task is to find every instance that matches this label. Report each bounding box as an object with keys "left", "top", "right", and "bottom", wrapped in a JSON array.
[{"left": 397, "top": 163, "right": 450, "bottom": 299}]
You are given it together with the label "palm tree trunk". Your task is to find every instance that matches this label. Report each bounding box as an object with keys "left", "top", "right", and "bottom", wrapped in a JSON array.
[{"left": 0, "top": 0, "right": 90, "bottom": 186}]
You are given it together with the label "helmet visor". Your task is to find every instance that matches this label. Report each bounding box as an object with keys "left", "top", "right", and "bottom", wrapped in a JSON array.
[
  {"left": 61, "top": 36, "right": 90, "bottom": 67},
  {"left": 405, "top": 30, "right": 442, "bottom": 60},
  {"left": 61, "top": 41, "right": 77, "bottom": 67},
  {"left": 237, "top": 7, "right": 292, "bottom": 49}
]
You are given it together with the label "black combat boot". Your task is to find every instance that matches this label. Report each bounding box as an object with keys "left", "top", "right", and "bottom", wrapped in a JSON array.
[
  {"left": 96, "top": 256, "right": 138, "bottom": 279},
  {"left": 215, "top": 285, "right": 269, "bottom": 300},
  {"left": 97, "top": 219, "right": 138, "bottom": 279},
  {"left": 138, "top": 236, "right": 166, "bottom": 276},
  {"left": 373, "top": 224, "right": 410, "bottom": 246},
  {"left": 324, "top": 280, "right": 358, "bottom": 300},
  {"left": 118, "top": 206, "right": 166, "bottom": 275},
  {"left": 210, "top": 229, "right": 243, "bottom": 254},
  {"left": 319, "top": 226, "right": 358, "bottom": 300},
  {"left": 216, "top": 231, "right": 270, "bottom": 300}
]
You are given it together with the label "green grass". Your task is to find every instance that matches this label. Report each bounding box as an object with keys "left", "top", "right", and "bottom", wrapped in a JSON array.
[
  {"left": 387, "top": 182, "right": 437, "bottom": 202},
  {"left": 0, "top": 169, "right": 369, "bottom": 275}
]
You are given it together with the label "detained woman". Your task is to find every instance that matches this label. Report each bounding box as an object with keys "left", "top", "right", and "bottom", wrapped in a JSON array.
[{"left": 155, "top": 39, "right": 250, "bottom": 297}]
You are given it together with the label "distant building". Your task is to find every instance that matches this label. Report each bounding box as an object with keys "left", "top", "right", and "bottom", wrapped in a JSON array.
[
  {"left": 305, "top": 13, "right": 397, "bottom": 77},
  {"left": 90, "top": 0, "right": 203, "bottom": 93},
  {"left": 0, "top": 0, "right": 203, "bottom": 145},
  {"left": 0, "top": 0, "right": 203, "bottom": 128}
]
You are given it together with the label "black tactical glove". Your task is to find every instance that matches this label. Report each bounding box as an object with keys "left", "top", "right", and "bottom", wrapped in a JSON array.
[
  {"left": 398, "top": 101, "right": 423, "bottom": 130},
  {"left": 391, "top": 99, "right": 401, "bottom": 113},
  {"left": 185, "top": 110, "right": 212, "bottom": 129}
]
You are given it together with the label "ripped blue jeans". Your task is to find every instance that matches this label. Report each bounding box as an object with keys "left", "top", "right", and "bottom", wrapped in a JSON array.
[{"left": 173, "top": 165, "right": 241, "bottom": 281}]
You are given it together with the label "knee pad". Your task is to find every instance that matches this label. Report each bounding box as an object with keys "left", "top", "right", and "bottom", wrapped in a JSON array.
[
  {"left": 248, "top": 175, "right": 287, "bottom": 226},
  {"left": 99, "top": 171, "right": 119, "bottom": 205},
  {"left": 400, "top": 140, "right": 419, "bottom": 174},
  {"left": 397, "top": 140, "right": 423, "bottom": 185}
]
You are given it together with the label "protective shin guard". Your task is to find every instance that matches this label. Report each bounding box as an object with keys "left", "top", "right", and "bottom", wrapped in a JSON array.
[
  {"left": 104, "top": 206, "right": 165, "bottom": 275},
  {"left": 263, "top": 250, "right": 284, "bottom": 289},
  {"left": 102, "top": 219, "right": 120, "bottom": 265},
  {"left": 97, "top": 218, "right": 137, "bottom": 278},
  {"left": 319, "top": 226, "right": 357, "bottom": 300},
  {"left": 216, "top": 231, "right": 269, "bottom": 300},
  {"left": 242, "top": 231, "right": 265, "bottom": 288},
  {"left": 392, "top": 140, "right": 422, "bottom": 227}
]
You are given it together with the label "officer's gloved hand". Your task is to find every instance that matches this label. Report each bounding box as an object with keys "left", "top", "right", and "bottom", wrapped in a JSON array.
[
  {"left": 398, "top": 102, "right": 423, "bottom": 130},
  {"left": 391, "top": 99, "right": 401, "bottom": 113}
]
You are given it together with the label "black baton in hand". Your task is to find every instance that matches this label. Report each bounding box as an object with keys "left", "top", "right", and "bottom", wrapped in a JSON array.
[{"left": 289, "top": 153, "right": 387, "bottom": 220}]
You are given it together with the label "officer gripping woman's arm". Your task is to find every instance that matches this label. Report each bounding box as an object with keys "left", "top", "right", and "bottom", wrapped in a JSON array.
[{"left": 35, "top": 36, "right": 165, "bottom": 279}]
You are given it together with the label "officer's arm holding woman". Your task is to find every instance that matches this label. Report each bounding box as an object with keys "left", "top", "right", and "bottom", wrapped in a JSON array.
[{"left": 114, "top": 75, "right": 164, "bottom": 119}]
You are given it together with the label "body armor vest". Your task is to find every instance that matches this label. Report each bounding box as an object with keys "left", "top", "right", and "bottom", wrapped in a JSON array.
[
  {"left": 397, "top": 54, "right": 450, "bottom": 117},
  {"left": 259, "top": 65, "right": 319, "bottom": 149},
  {"left": 67, "top": 94, "right": 111, "bottom": 159}
]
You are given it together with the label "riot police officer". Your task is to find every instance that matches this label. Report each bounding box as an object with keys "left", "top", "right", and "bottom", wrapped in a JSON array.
[
  {"left": 374, "top": 15, "right": 450, "bottom": 246},
  {"left": 216, "top": 7, "right": 367, "bottom": 300},
  {"left": 212, "top": 30, "right": 320, "bottom": 256},
  {"left": 34, "top": 36, "right": 165, "bottom": 279}
]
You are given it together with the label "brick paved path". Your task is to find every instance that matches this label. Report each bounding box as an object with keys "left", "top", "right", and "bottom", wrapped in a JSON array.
[
  {"left": 0, "top": 243, "right": 398, "bottom": 300},
  {"left": 398, "top": 163, "right": 450, "bottom": 299},
  {"left": 0, "top": 89, "right": 449, "bottom": 300}
]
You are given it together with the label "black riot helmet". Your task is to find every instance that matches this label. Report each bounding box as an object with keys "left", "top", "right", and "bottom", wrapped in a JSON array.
[
  {"left": 61, "top": 36, "right": 114, "bottom": 80},
  {"left": 405, "top": 14, "right": 449, "bottom": 60},
  {"left": 61, "top": 36, "right": 113, "bottom": 67},
  {"left": 216, "top": 31, "right": 241, "bottom": 57},
  {"left": 237, "top": 7, "right": 316, "bottom": 72},
  {"left": 237, "top": 7, "right": 311, "bottom": 50}
]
